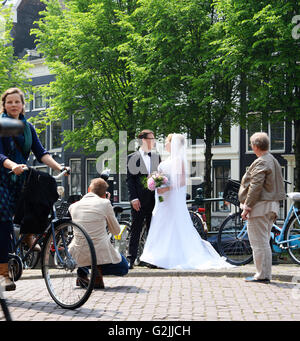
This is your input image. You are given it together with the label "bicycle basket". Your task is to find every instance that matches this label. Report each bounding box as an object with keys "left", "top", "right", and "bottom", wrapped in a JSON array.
[
  {"left": 223, "top": 179, "right": 241, "bottom": 206},
  {"left": 55, "top": 201, "right": 71, "bottom": 219}
]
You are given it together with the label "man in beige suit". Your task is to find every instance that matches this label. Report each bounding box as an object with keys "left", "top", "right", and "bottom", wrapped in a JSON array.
[
  {"left": 69, "top": 178, "right": 129, "bottom": 289},
  {"left": 238, "top": 132, "right": 285, "bottom": 283}
]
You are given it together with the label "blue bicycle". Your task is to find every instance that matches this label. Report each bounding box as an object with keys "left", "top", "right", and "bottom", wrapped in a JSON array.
[{"left": 217, "top": 190, "right": 300, "bottom": 266}]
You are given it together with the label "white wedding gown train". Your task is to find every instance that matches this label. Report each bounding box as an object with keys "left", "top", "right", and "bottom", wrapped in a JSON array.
[{"left": 140, "top": 159, "right": 233, "bottom": 270}]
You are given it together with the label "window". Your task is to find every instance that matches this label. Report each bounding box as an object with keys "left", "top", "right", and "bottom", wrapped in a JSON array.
[
  {"left": 190, "top": 161, "right": 204, "bottom": 178},
  {"left": 33, "top": 87, "right": 46, "bottom": 110},
  {"left": 246, "top": 113, "right": 285, "bottom": 152},
  {"left": 50, "top": 121, "right": 62, "bottom": 150},
  {"left": 270, "top": 121, "right": 285, "bottom": 151},
  {"left": 189, "top": 161, "right": 204, "bottom": 200},
  {"left": 86, "top": 159, "right": 98, "bottom": 192},
  {"left": 34, "top": 123, "right": 47, "bottom": 149},
  {"left": 69, "top": 159, "right": 81, "bottom": 195},
  {"left": 119, "top": 173, "right": 129, "bottom": 202},
  {"left": 213, "top": 160, "right": 231, "bottom": 212},
  {"left": 215, "top": 122, "right": 230, "bottom": 145},
  {"left": 73, "top": 112, "right": 86, "bottom": 130},
  {"left": 24, "top": 92, "right": 31, "bottom": 112}
]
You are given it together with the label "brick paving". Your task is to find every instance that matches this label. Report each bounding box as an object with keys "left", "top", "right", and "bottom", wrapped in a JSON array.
[{"left": 1, "top": 264, "right": 300, "bottom": 322}]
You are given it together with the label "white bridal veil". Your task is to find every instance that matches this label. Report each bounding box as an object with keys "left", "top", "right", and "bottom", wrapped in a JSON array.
[{"left": 170, "top": 134, "right": 187, "bottom": 190}]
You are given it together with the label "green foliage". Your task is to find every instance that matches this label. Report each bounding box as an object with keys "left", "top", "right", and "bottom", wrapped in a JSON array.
[
  {"left": 32, "top": 0, "right": 139, "bottom": 153},
  {"left": 118, "top": 0, "right": 236, "bottom": 139},
  {"left": 0, "top": 5, "right": 32, "bottom": 98},
  {"left": 213, "top": 0, "right": 300, "bottom": 189},
  {"left": 213, "top": 0, "right": 300, "bottom": 124}
]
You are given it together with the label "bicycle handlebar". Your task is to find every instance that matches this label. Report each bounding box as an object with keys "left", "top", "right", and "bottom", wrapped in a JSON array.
[
  {"left": 53, "top": 168, "right": 70, "bottom": 180},
  {"left": 9, "top": 166, "right": 70, "bottom": 180}
]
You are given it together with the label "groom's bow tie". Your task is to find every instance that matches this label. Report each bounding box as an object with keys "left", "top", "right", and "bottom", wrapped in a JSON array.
[{"left": 144, "top": 151, "right": 151, "bottom": 157}]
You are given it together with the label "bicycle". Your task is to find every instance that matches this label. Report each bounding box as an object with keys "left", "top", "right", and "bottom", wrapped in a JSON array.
[
  {"left": 8, "top": 167, "right": 97, "bottom": 309},
  {"left": 186, "top": 192, "right": 208, "bottom": 240},
  {"left": 10, "top": 193, "right": 81, "bottom": 271},
  {"left": 217, "top": 179, "right": 300, "bottom": 266},
  {"left": 111, "top": 205, "right": 149, "bottom": 266},
  {"left": 0, "top": 277, "right": 12, "bottom": 321},
  {"left": 11, "top": 225, "right": 40, "bottom": 269}
]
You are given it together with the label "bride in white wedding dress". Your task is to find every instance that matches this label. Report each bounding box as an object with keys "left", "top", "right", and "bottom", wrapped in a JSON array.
[{"left": 140, "top": 133, "right": 233, "bottom": 270}]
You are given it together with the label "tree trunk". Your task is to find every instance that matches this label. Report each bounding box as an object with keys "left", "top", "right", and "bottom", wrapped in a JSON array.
[
  {"left": 239, "top": 72, "right": 247, "bottom": 126},
  {"left": 204, "top": 123, "right": 213, "bottom": 231}
]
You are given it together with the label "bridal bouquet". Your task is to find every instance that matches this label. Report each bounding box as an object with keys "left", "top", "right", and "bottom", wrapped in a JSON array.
[{"left": 145, "top": 172, "right": 169, "bottom": 202}]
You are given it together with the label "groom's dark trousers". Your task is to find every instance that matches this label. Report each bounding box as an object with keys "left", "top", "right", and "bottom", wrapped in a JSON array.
[
  {"left": 126, "top": 151, "right": 160, "bottom": 264},
  {"left": 129, "top": 206, "right": 153, "bottom": 262}
]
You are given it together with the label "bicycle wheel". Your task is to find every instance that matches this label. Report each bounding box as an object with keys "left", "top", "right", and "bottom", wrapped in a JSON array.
[
  {"left": 284, "top": 214, "right": 300, "bottom": 265},
  {"left": 8, "top": 254, "right": 23, "bottom": 282},
  {"left": 217, "top": 212, "right": 253, "bottom": 265},
  {"left": 189, "top": 211, "right": 207, "bottom": 240},
  {"left": 42, "top": 221, "right": 97, "bottom": 309}
]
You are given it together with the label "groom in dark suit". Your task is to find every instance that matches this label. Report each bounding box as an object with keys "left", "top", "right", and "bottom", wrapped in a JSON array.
[{"left": 126, "top": 129, "right": 161, "bottom": 269}]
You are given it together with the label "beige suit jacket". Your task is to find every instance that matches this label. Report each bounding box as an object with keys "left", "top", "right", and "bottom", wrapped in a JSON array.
[
  {"left": 68, "top": 192, "right": 121, "bottom": 267},
  {"left": 238, "top": 152, "right": 285, "bottom": 208}
]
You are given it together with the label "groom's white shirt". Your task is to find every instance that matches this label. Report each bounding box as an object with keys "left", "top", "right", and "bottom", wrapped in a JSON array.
[
  {"left": 139, "top": 147, "right": 151, "bottom": 175},
  {"left": 131, "top": 147, "right": 151, "bottom": 203}
]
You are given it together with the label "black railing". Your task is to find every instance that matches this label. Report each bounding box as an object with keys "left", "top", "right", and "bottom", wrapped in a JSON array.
[{"left": 187, "top": 187, "right": 225, "bottom": 206}]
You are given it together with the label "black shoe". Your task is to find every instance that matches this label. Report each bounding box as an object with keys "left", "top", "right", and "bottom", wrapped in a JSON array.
[
  {"left": 245, "top": 276, "right": 270, "bottom": 283},
  {"left": 127, "top": 259, "right": 135, "bottom": 269}
]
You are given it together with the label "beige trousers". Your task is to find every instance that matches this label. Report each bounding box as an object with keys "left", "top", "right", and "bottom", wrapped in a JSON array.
[{"left": 247, "top": 212, "right": 276, "bottom": 280}]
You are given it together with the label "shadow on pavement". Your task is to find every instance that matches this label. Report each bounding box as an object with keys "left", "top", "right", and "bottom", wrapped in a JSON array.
[{"left": 102, "top": 285, "right": 148, "bottom": 293}]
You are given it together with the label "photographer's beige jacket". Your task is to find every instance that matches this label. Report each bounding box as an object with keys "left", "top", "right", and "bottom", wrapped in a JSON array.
[{"left": 68, "top": 192, "right": 121, "bottom": 267}]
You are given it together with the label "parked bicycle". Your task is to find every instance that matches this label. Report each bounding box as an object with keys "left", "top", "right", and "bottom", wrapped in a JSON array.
[
  {"left": 217, "top": 179, "right": 300, "bottom": 266},
  {"left": 111, "top": 206, "right": 148, "bottom": 266},
  {"left": 187, "top": 192, "right": 208, "bottom": 240},
  {"left": 8, "top": 167, "right": 97, "bottom": 309}
]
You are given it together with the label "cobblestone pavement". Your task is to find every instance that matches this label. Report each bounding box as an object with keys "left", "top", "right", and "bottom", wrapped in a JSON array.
[{"left": 1, "top": 264, "right": 300, "bottom": 322}]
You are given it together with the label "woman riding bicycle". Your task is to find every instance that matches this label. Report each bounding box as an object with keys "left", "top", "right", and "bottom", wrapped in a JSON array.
[{"left": 0, "top": 87, "right": 68, "bottom": 291}]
